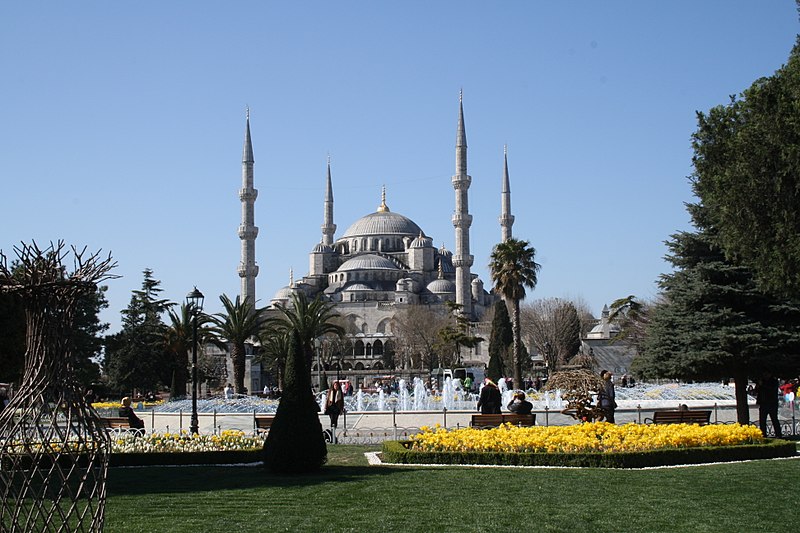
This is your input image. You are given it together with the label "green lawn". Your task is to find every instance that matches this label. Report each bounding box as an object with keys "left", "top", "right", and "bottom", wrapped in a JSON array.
[{"left": 106, "top": 445, "right": 799, "bottom": 533}]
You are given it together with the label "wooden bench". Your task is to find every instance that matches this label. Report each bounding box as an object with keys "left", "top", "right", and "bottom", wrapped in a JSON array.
[
  {"left": 470, "top": 413, "right": 536, "bottom": 428},
  {"left": 254, "top": 415, "right": 275, "bottom": 436},
  {"left": 644, "top": 410, "right": 712, "bottom": 425},
  {"left": 99, "top": 417, "right": 144, "bottom": 436}
]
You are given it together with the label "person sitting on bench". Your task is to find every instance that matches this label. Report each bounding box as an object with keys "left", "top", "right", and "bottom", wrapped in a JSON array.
[
  {"left": 119, "top": 396, "right": 145, "bottom": 429},
  {"left": 507, "top": 391, "right": 533, "bottom": 414}
]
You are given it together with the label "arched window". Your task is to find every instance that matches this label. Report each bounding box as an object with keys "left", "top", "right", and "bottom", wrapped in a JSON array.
[
  {"left": 355, "top": 362, "right": 364, "bottom": 371},
  {"left": 373, "top": 362, "right": 383, "bottom": 370},
  {"left": 366, "top": 343, "right": 373, "bottom": 357},
  {"left": 354, "top": 340, "right": 365, "bottom": 356},
  {"left": 373, "top": 340, "right": 383, "bottom": 356}
]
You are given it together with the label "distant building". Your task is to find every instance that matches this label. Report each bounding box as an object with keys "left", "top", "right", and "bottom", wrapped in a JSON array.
[
  {"left": 233, "top": 95, "right": 521, "bottom": 391},
  {"left": 582, "top": 304, "right": 637, "bottom": 378}
]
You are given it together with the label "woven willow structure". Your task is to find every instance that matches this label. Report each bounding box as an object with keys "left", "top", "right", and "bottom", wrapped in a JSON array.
[
  {"left": 0, "top": 242, "right": 117, "bottom": 532},
  {"left": 545, "top": 369, "right": 607, "bottom": 422}
]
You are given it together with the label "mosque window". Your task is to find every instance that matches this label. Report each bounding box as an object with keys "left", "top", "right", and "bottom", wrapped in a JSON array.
[
  {"left": 354, "top": 340, "right": 365, "bottom": 356},
  {"left": 366, "top": 343, "right": 372, "bottom": 357},
  {"left": 373, "top": 340, "right": 383, "bottom": 356}
]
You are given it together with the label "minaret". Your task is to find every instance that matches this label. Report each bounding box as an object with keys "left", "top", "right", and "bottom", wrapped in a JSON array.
[
  {"left": 321, "top": 156, "right": 336, "bottom": 246},
  {"left": 238, "top": 108, "right": 259, "bottom": 304},
  {"left": 451, "top": 91, "right": 474, "bottom": 317},
  {"left": 500, "top": 145, "right": 515, "bottom": 242}
]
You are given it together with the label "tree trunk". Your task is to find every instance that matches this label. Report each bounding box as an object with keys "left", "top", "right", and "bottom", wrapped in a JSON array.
[
  {"left": 733, "top": 372, "right": 750, "bottom": 424},
  {"left": 231, "top": 343, "right": 246, "bottom": 394},
  {"left": 512, "top": 299, "right": 522, "bottom": 390}
]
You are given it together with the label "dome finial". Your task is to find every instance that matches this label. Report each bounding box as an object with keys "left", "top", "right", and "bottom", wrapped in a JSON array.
[{"left": 377, "top": 184, "right": 389, "bottom": 212}]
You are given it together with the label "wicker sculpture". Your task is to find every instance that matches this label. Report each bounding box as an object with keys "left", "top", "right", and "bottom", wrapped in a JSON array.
[
  {"left": 545, "top": 369, "right": 607, "bottom": 422},
  {"left": 0, "top": 241, "right": 117, "bottom": 532}
]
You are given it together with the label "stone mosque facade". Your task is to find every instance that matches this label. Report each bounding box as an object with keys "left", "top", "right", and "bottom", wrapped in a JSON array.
[{"left": 236, "top": 96, "right": 517, "bottom": 390}]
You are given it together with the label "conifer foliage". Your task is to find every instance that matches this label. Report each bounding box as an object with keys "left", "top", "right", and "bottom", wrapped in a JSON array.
[
  {"left": 487, "top": 301, "right": 512, "bottom": 382},
  {"left": 636, "top": 205, "right": 800, "bottom": 423},
  {"left": 263, "top": 330, "right": 327, "bottom": 474}
]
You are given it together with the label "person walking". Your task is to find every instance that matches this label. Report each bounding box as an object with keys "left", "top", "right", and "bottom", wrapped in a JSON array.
[
  {"left": 756, "top": 372, "right": 782, "bottom": 438},
  {"left": 598, "top": 371, "right": 617, "bottom": 423},
  {"left": 477, "top": 378, "right": 502, "bottom": 414}
]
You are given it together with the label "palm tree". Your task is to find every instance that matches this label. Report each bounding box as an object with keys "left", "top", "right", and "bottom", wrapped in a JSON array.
[
  {"left": 164, "top": 302, "right": 213, "bottom": 398},
  {"left": 489, "top": 238, "right": 541, "bottom": 389},
  {"left": 271, "top": 292, "right": 345, "bottom": 372},
  {"left": 256, "top": 327, "right": 291, "bottom": 391},
  {"left": 163, "top": 303, "right": 193, "bottom": 398},
  {"left": 207, "top": 294, "right": 265, "bottom": 394}
]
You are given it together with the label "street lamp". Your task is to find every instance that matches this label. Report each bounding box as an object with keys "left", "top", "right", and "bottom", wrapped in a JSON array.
[{"left": 186, "top": 287, "right": 205, "bottom": 435}]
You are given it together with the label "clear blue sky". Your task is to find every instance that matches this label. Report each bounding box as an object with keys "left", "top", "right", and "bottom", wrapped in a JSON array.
[{"left": 1, "top": 2, "right": 797, "bottom": 333}]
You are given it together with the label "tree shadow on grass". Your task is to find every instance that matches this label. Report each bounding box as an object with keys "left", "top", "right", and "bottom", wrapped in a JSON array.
[{"left": 106, "top": 464, "right": 406, "bottom": 496}]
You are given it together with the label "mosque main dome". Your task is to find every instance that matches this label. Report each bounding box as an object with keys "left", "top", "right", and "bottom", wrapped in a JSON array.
[{"left": 341, "top": 209, "right": 423, "bottom": 239}]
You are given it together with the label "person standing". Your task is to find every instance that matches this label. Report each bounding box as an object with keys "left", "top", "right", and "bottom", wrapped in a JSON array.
[
  {"left": 325, "top": 381, "right": 345, "bottom": 428},
  {"left": 756, "top": 373, "right": 782, "bottom": 438},
  {"left": 477, "top": 378, "right": 502, "bottom": 414},
  {"left": 599, "top": 371, "right": 617, "bottom": 423}
]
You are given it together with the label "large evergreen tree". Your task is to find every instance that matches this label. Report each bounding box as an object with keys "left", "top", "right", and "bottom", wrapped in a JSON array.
[
  {"left": 489, "top": 238, "right": 541, "bottom": 388},
  {"left": 263, "top": 330, "right": 327, "bottom": 474},
  {"left": 636, "top": 205, "right": 800, "bottom": 423},
  {"left": 487, "top": 300, "right": 512, "bottom": 382},
  {"left": 104, "top": 269, "right": 173, "bottom": 394},
  {"left": 692, "top": 37, "right": 800, "bottom": 299}
]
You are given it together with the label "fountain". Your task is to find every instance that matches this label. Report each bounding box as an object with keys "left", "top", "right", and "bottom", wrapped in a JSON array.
[
  {"left": 399, "top": 379, "right": 410, "bottom": 411},
  {"left": 412, "top": 377, "right": 429, "bottom": 410},
  {"left": 148, "top": 381, "right": 741, "bottom": 414}
]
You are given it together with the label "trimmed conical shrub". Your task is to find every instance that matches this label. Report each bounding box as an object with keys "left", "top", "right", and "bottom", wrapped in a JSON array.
[{"left": 263, "top": 330, "right": 327, "bottom": 473}]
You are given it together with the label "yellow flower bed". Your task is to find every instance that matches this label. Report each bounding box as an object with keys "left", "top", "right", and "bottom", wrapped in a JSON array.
[
  {"left": 412, "top": 422, "right": 764, "bottom": 454},
  {"left": 92, "top": 400, "right": 164, "bottom": 410}
]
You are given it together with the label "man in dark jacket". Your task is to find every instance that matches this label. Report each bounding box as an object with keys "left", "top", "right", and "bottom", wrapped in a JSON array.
[
  {"left": 756, "top": 373, "right": 782, "bottom": 438},
  {"left": 477, "top": 378, "right": 502, "bottom": 414}
]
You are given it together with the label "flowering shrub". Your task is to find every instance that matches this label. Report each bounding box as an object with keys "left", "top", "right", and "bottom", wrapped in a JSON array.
[
  {"left": 411, "top": 422, "right": 764, "bottom": 454},
  {"left": 92, "top": 400, "right": 163, "bottom": 410},
  {"left": 112, "top": 429, "right": 263, "bottom": 454}
]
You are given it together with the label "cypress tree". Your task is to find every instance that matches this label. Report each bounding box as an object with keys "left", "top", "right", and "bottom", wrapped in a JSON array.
[
  {"left": 263, "top": 330, "right": 327, "bottom": 473},
  {"left": 487, "top": 301, "right": 513, "bottom": 382}
]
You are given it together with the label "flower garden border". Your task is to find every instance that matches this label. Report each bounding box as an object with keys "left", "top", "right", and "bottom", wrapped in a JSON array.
[{"left": 381, "top": 439, "right": 797, "bottom": 468}]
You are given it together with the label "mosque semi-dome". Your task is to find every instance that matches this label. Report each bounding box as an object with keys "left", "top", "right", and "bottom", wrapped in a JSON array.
[
  {"left": 338, "top": 253, "right": 400, "bottom": 271},
  {"left": 427, "top": 278, "right": 456, "bottom": 294}
]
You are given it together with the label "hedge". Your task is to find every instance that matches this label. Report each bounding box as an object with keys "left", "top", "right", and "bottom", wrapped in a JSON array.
[{"left": 381, "top": 439, "right": 797, "bottom": 468}]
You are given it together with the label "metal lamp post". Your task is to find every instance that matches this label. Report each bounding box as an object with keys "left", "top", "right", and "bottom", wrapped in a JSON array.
[{"left": 186, "top": 287, "right": 205, "bottom": 435}]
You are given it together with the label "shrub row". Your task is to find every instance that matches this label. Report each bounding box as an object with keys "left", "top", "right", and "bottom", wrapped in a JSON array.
[{"left": 381, "top": 439, "right": 797, "bottom": 468}]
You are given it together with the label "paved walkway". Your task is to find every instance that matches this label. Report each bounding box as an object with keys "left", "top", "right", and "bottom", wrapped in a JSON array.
[{"left": 132, "top": 402, "right": 799, "bottom": 438}]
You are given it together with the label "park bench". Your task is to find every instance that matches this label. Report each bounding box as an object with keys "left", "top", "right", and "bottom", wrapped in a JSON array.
[
  {"left": 99, "top": 417, "right": 144, "bottom": 436},
  {"left": 644, "top": 410, "right": 711, "bottom": 425},
  {"left": 253, "top": 415, "right": 275, "bottom": 436},
  {"left": 470, "top": 413, "right": 536, "bottom": 429}
]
